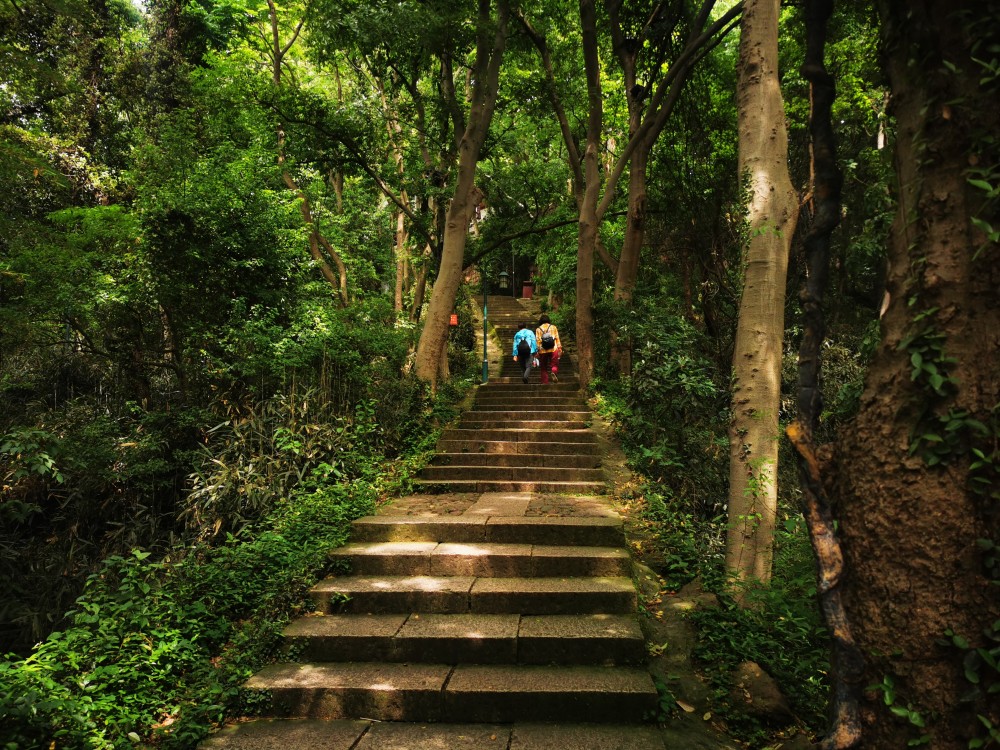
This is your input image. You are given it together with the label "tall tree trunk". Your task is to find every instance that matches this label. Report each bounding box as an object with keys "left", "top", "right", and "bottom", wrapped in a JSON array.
[
  {"left": 788, "top": 1, "right": 863, "bottom": 746},
  {"left": 414, "top": 0, "right": 510, "bottom": 389},
  {"left": 725, "top": 0, "right": 798, "bottom": 585},
  {"left": 610, "top": 146, "right": 649, "bottom": 375},
  {"left": 574, "top": 0, "right": 603, "bottom": 388},
  {"left": 835, "top": 2, "right": 1000, "bottom": 746},
  {"left": 394, "top": 210, "right": 407, "bottom": 312},
  {"left": 410, "top": 244, "right": 431, "bottom": 321}
]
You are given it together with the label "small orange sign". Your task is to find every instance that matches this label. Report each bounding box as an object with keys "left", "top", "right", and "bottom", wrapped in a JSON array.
[{"left": 449, "top": 314, "right": 459, "bottom": 326}]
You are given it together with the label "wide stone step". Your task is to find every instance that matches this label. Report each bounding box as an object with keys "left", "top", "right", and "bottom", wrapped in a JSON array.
[
  {"left": 200, "top": 719, "right": 667, "bottom": 750},
  {"left": 473, "top": 398, "right": 587, "bottom": 409},
  {"left": 352, "top": 515, "right": 625, "bottom": 546},
  {"left": 457, "top": 418, "right": 590, "bottom": 430},
  {"left": 328, "top": 542, "right": 629, "bottom": 577},
  {"left": 283, "top": 613, "right": 645, "bottom": 665},
  {"left": 310, "top": 575, "right": 637, "bottom": 614},
  {"left": 479, "top": 382, "right": 581, "bottom": 393},
  {"left": 435, "top": 440, "right": 601, "bottom": 456},
  {"left": 490, "top": 376, "right": 580, "bottom": 385},
  {"left": 430, "top": 453, "right": 600, "bottom": 469},
  {"left": 246, "top": 663, "right": 657, "bottom": 723},
  {"left": 440, "top": 428, "right": 599, "bottom": 444},
  {"left": 461, "top": 410, "right": 589, "bottom": 422},
  {"left": 413, "top": 479, "right": 607, "bottom": 494},
  {"left": 418, "top": 466, "right": 604, "bottom": 483}
]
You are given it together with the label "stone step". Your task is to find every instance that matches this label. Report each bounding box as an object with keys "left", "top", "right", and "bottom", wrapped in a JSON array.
[
  {"left": 200, "top": 719, "right": 667, "bottom": 750},
  {"left": 352, "top": 515, "right": 625, "bottom": 546},
  {"left": 198, "top": 719, "right": 683, "bottom": 750},
  {"left": 440, "top": 428, "right": 598, "bottom": 444},
  {"left": 419, "top": 466, "right": 604, "bottom": 483},
  {"left": 413, "top": 479, "right": 607, "bottom": 494},
  {"left": 472, "top": 398, "right": 587, "bottom": 409},
  {"left": 435, "top": 440, "right": 601, "bottom": 455},
  {"left": 478, "top": 382, "right": 581, "bottom": 393},
  {"left": 430, "top": 453, "right": 600, "bottom": 469},
  {"left": 328, "top": 542, "right": 629, "bottom": 577},
  {"left": 246, "top": 663, "right": 657, "bottom": 723},
  {"left": 490, "top": 376, "right": 579, "bottom": 385},
  {"left": 457, "top": 418, "right": 590, "bottom": 430},
  {"left": 310, "top": 575, "right": 637, "bottom": 615},
  {"left": 282, "top": 613, "right": 645, "bottom": 665},
  {"left": 460, "top": 410, "right": 589, "bottom": 422}
]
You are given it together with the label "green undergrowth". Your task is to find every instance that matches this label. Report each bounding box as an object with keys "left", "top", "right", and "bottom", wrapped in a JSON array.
[
  {"left": 689, "top": 519, "right": 830, "bottom": 743},
  {"left": 0, "top": 483, "right": 370, "bottom": 750},
  {"left": 588, "top": 310, "right": 830, "bottom": 745},
  {"left": 0, "top": 377, "right": 471, "bottom": 750}
]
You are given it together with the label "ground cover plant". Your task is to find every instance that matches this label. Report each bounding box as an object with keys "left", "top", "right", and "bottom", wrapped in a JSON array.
[{"left": 0, "top": 375, "right": 470, "bottom": 749}]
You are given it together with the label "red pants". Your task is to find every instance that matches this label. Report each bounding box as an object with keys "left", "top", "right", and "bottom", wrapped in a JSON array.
[{"left": 538, "top": 351, "right": 554, "bottom": 383}]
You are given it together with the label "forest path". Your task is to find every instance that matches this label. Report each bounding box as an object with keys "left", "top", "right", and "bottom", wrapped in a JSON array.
[{"left": 200, "top": 297, "right": 735, "bottom": 750}]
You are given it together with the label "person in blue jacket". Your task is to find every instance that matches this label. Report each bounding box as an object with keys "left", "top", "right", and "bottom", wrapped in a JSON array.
[{"left": 511, "top": 322, "right": 538, "bottom": 384}]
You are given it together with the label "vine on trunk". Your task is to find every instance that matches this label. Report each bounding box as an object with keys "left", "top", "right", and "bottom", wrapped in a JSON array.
[{"left": 787, "top": 1, "right": 864, "bottom": 748}]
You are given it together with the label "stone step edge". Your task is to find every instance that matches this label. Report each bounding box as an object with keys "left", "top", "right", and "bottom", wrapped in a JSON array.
[
  {"left": 351, "top": 515, "right": 624, "bottom": 545},
  {"left": 245, "top": 662, "right": 658, "bottom": 723},
  {"left": 328, "top": 542, "right": 629, "bottom": 577},
  {"left": 199, "top": 719, "right": 666, "bottom": 750},
  {"left": 413, "top": 480, "right": 607, "bottom": 495},
  {"left": 282, "top": 612, "right": 646, "bottom": 665},
  {"left": 310, "top": 575, "right": 638, "bottom": 615}
]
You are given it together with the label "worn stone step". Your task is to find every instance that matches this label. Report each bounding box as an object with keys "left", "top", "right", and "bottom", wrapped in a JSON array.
[
  {"left": 429, "top": 453, "right": 600, "bottom": 469},
  {"left": 435, "top": 440, "right": 602, "bottom": 456},
  {"left": 458, "top": 418, "right": 590, "bottom": 430},
  {"left": 246, "top": 663, "right": 657, "bottom": 723},
  {"left": 440, "top": 428, "right": 598, "bottom": 444},
  {"left": 352, "top": 515, "right": 625, "bottom": 546},
  {"left": 283, "top": 613, "right": 644, "bottom": 665},
  {"left": 200, "top": 719, "right": 667, "bottom": 750},
  {"left": 478, "top": 382, "right": 581, "bottom": 393},
  {"left": 490, "top": 377, "right": 580, "bottom": 386},
  {"left": 413, "top": 479, "right": 607, "bottom": 494},
  {"left": 328, "top": 541, "right": 629, "bottom": 577},
  {"left": 443, "top": 664, "right": 657, "bottom": 722},
  {"left": 310, "top": 575, "right": 637, "bottom": 615},
  {"left": 418, "top": 466, "right": 604, "bottom": 484},
  {"left": 461, "top": 410, "right": 589, "bottom": 423},
  {"left": 472, "top": 398, "right": 586, "bottom": 409}
]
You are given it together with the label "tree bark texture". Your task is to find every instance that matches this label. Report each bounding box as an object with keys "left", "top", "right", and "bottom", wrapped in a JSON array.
[
  {"left": 574, "top": 0, "right": 603, "bottom": 389},
  {"left": 414, "top": 0, "right": 509, "bottom": 389},
  {"left": 835, "top": 2, "right": 1000, "bottom": 747},
  {"left": 788, "top": 2, "right": 863, "bottom": 747},
  {"left": 725, "top": 0, "right": 798, "bottom": 584}
]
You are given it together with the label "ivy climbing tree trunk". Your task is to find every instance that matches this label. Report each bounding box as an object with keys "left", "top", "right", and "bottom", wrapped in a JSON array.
[
  {"left": 834, "top": 2, "right": 1000, "bottom": 746},
  {"left": 414, "top": 0, "right": 510, "bottom": 389},
  {"left": 725, "top": 0, "right": 798, "bottom": 585}
]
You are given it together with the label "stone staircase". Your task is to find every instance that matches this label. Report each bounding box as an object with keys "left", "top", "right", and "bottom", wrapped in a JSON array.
[
  {"left": 416, "top": 296, "right": 605, "bottom": 495},
  {"left": 201, "top": 297, "right": 664, "bottom": 750}
]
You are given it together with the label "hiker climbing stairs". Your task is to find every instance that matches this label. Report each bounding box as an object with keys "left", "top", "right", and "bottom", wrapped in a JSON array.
[
  {"left": 416, "top": 296, "right": 604, "bottom": 495},
  {"left": 201, "top": 297, "right": 664, "bottom": 749}
]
